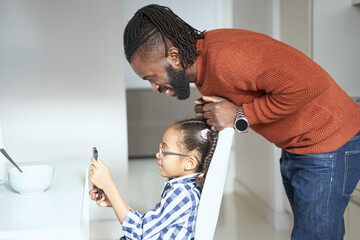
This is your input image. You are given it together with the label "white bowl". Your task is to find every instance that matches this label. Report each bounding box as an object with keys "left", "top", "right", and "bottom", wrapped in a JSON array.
[{"left": 8, "top": 165, "right": 54, "bottom": 195}]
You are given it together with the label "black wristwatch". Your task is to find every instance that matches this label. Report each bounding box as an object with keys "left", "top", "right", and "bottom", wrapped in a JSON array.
[{"left": 234, "top": 106, "right": 249, "bottom": 133}]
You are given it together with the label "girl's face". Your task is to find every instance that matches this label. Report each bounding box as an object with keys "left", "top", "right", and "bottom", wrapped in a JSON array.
[{"left": 156, "top": 126, "right": 188, "bottom": 178}]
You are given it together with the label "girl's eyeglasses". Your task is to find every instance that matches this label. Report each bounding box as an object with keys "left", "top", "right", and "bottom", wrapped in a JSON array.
[{"left": 159, "top": 143, "right": 202, "bottom": 165}]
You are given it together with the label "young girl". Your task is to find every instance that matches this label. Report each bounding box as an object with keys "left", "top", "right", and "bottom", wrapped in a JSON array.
[{"left": 88, "top": 118, "right": 218, "bottom": 239}]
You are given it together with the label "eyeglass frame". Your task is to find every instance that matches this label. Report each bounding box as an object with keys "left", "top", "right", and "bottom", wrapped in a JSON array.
[{"left": 159, "top": 144, "right": 202, "bottom": 165}]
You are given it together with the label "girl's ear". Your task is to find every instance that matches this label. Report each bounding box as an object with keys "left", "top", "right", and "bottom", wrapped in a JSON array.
[{"left": 184, "top": 156, "right": 199, "bottom": 171}]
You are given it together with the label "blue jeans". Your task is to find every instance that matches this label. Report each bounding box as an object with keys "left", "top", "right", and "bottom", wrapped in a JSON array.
[{"left": 280, "top": 131, "right": 360, "bottom": 240}]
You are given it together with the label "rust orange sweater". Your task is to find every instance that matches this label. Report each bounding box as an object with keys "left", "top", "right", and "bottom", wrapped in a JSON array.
[{"left": 195, "top": 29, "right": 360, "bottom": 154}]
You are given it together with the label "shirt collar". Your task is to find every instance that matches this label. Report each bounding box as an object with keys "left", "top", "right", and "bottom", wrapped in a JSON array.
[
  {"left": 160, "top": 174, "right": 200, "bottom": 199},
  {"left": 167, "top": 173, "right": 199, "bottom": 187}
]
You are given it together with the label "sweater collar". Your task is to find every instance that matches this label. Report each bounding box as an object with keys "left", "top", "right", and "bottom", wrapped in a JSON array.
[{"left": 195, "top": 37, "right": 205, "bottom": 88}]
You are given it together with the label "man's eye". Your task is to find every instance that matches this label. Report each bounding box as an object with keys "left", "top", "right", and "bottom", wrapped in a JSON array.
[{"left": 143, "top": 78, "right": 153, "bottom": 82}]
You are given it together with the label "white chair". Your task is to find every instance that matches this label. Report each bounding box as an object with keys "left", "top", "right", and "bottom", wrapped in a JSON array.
[
  {"left": 0, "top": 122, "right": 4, "bottom": 150},
  {"left": 195, "top": 128, "right": 235, "bottom": 240}
]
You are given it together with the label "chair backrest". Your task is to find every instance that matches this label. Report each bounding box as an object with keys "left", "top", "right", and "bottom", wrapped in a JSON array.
[
  {"left": 195, "top": 128, "right": 235, "bottom": 240},
  {"left": 0, "top": 121, "right": 4, "bottom": 149}
]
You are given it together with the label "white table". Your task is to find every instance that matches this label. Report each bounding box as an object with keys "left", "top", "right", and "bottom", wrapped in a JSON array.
[{"left": 0, "top": 159, "right": 89, "bottom": 240}]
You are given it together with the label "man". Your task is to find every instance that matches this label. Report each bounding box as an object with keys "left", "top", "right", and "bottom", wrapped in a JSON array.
[{"left": 124, "top": 4, "right": 360, "bottom": 240}]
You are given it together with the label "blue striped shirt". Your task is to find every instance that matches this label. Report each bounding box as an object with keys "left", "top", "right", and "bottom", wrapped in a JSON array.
[{"left": 122, "top": 173, "right": 201, "bottom": 240}]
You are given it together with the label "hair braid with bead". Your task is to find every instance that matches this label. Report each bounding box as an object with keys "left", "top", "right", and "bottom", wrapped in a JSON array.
[
  {"left": 172, "top": 118, "right": 218, "bottom": 189},
  {"left": 123, "top": 4, "right": 205, "bottom": 69}
]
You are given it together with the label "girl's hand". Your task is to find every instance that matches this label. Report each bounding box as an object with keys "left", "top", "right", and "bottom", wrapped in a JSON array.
[
  {"left": 88, "top": 156, "right": 113, "bottom": 191},
  {"left": 89, "top": 185, "right": 112, "bottom": 207}
]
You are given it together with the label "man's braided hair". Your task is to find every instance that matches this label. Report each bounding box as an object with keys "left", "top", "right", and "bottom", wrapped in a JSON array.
[
  {"left": 172, "top": 118, "right": 218, "bottom": 189},
  {"left": 123, "top": 4, "right": 205, "bottom": 69}
]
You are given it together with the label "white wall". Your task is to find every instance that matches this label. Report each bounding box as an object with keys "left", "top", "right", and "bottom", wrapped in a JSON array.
[
  {"left": 233, "top": 0, "right": 275, "bottom": 36},
  {"left": 0, "top": 0, "right": 127, "bottom": 225},
  {"left": 280, "top": 0, "right": 312, "bottom": 57},
  {"left": 123, "top": 0, "right": 228, "bottom": 89},
  {"left": 232, "top": 0, "right": 292, "bottom": 231},
  {"left": 313, "top": 0, "right": 360, "bottom": 97}
]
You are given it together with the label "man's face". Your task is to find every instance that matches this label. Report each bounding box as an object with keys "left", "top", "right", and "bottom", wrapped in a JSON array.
[{"left": 130, "top": 52, "right": 190, "bottom": 100}]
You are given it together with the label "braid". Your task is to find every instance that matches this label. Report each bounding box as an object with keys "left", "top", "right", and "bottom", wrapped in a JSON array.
[
  {"left": 195, "top": 130, "right": 218, "bottom": 188},
  {"left": 172, "top": 118, "right": 218, "bottom": 189},
  {"left": 123, "top": 4, "right": 205, "bottom": 69}
]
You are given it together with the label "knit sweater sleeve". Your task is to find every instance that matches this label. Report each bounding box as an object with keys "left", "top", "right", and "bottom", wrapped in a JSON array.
[{"left": 212, "top": 39, "right": 332, "bottom": 126}]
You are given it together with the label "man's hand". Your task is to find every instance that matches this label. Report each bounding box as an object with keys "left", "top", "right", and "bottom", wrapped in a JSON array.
[
  {"left": 194, "top": 98, "right": 207, "bottom": 118},
  {"left": 195, "top": 96, "right": 237, "bottom": 131}
]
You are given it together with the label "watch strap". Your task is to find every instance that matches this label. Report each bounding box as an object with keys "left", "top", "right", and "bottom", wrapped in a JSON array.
[{"left": 236, "top": 106, "right": 245, "bottom": 118}]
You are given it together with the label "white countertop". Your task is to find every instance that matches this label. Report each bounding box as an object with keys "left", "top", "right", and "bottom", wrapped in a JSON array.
[{"left": 0, "top": 159, "right": 89, "bottom": 240}]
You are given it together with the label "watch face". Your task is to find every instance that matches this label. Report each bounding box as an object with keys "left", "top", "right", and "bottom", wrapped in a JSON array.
[{"left": 235, "top": 118, "right": 249, "bottom": 131}]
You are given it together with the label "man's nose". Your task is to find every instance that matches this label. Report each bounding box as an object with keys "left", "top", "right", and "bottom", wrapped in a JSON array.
[{"left": 150, "top": 81, "right": 159, "bottom": 92}]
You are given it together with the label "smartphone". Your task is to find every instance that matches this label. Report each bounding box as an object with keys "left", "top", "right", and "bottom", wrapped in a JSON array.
[{"left": 92, "top": 147, "right": 103, "bottom": 199}]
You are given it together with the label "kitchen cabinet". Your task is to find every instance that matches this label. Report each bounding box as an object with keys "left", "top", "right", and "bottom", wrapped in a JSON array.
[
  {"left": 344, "top": 184, "right": 360, "bottom": 240},
  {"left": 0, "top": 159, "right": 89, "bottom": 240},
  {"left": 127, "top": 89, "right": 202, "bottom": 158}
]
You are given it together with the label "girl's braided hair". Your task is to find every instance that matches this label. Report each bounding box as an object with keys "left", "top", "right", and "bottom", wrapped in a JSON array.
[
  {"left": 123, "top": 4, "right": 205, "bottom": 69},
  {"left": 172, "top": 118, "right": 218, "bottom": 189}
]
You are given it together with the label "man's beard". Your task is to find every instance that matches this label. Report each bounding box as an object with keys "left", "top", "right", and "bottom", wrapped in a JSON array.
[{"left": 165, "top": 64, "right": 190, "bottom": 100}]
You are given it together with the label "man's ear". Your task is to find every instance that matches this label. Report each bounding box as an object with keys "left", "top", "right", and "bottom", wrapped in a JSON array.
[{"left": 167, "top": 46, "right": 181, "bottom": 69}]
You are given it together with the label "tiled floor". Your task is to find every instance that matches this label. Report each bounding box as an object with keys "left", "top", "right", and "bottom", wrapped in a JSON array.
[
  {"left": 93, "top": 158, "right": 291, "bottom": 240},
  {"left": 214, "top": 193, "right": 291, "bottom": 239}
]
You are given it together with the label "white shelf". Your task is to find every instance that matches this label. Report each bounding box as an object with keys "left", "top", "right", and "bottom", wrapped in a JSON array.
[{"left": 0, "top": 159, "right": 89, "bottom": 240}]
